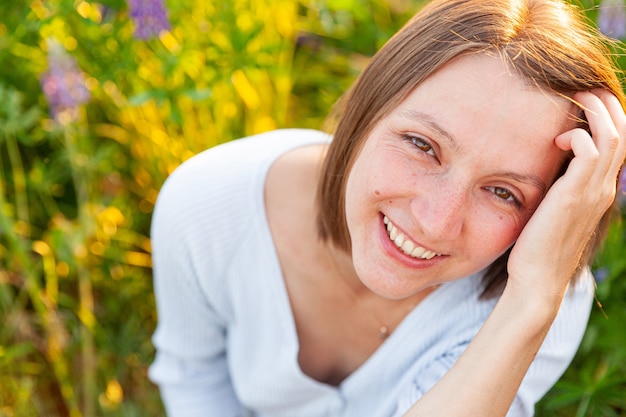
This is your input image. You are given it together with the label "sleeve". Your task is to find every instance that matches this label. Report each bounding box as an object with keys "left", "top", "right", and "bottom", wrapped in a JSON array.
[
  {"left": 394, "top": 270, "right": 595, "bottom": 417},
  {"left": 506, "top": 270, "right": 594, "bottom": 416},
  {"left": 147, "top": 148, "right": 246, "bottom": 417}
]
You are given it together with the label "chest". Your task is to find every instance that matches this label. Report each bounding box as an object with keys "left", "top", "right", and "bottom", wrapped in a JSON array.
[{"left": 286, "top": 281, "right": 390, "bottom": 386}]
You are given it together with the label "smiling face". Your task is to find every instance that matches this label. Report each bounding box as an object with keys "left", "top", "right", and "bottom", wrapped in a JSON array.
[{"left": 344, "top": 53, "right": 577, "bottom": 299}]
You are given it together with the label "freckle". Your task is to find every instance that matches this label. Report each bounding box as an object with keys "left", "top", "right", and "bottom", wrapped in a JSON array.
[{"left": 374, "top": 190, "right": 381, "bottom": 196}]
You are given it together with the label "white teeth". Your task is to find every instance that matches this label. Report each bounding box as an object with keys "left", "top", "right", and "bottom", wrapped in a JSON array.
[
  {"left": 401, "top": 240, "right": 414, "bottom": 255},
  {"left": 411, "top": 246, "right": 425, "bottom": 258},
  {"left": 383, "top": 216, "right": 441, "bottom": 260}
]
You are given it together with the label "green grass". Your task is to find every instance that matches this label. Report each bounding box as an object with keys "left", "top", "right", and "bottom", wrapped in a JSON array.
[{"left": 0, "top": 0, "right": 623, "bottom": 416}]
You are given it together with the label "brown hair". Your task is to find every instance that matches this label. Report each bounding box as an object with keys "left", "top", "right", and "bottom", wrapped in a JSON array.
[{"left": 316, "top": 0, "right": 625, "bottom": 298}]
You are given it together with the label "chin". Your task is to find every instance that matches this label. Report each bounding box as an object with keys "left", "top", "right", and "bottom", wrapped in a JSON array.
[{"left": 359, "top": 270, "right": 431, "bottom": 300}]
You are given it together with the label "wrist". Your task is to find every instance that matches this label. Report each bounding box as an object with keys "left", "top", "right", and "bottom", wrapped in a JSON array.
[{"left": 499, "top": 278, "right": 563, "bottom": 330}]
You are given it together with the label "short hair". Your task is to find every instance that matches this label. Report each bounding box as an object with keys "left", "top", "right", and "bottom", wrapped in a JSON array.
[{"left": 316, "top": 0, "right": 625, "bottom": 298}]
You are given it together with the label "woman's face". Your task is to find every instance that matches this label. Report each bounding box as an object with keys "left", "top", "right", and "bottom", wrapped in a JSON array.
[{"left": 345, "top": 53, "right": 577, "bottom": 299}]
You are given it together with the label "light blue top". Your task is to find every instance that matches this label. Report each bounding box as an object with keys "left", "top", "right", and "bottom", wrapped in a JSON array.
[{"left": 149, "top": 129, "right": 594, "bottom": 417}]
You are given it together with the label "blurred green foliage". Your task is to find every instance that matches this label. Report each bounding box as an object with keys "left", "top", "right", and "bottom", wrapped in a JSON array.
[{"left": 0, "top": 0, "right": 623, "bottom": 416}]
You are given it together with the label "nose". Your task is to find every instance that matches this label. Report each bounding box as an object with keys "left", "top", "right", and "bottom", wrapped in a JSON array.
[{"left": 410, "top": 179, "right": 467, "bottom": 242}]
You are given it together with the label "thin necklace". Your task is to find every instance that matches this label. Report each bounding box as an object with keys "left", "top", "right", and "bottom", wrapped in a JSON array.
[
  {"left": 343, "top": 279, "right": 440, "bottom": 340},
  {"left": 339, "top": 275, "right": 412, "bottom": 341},
  {"left": 326, "top": 247, "right": 395, "bottom": 339},
  {"left": 379, "top": 325, "right": 390, "bottom": 339},
  {"left": 325, "top": 243, "right": 433, "bottom": 340},
  {"left": 351, "top": 289, "right": 395, "bottom": 340}
]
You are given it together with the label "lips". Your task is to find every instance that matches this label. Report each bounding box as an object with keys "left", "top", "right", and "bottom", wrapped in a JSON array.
[{"left": 383, "top": 215, "right": 441, "bottom": 260}]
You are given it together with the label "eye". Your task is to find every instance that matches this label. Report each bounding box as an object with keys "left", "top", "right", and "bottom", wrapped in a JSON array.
[
  {"left": 410, "top": 136, "right": 436, "bottom": 156},
  {"left": 485, "top": 186, "right": 521, "bottom": 206}
]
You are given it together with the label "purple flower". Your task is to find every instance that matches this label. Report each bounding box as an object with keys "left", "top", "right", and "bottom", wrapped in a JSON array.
[
  {"left": 617, "top": 166, "right": 626, "bottom": 207},
  {"left": 598, "top": 0, "right": 626, "bottom": 39},
  {"left": 40, "top": 39, "right": 90, "bottom": 124},
  {"left": 593, "top": 266, "right": 610, "bottom": 284},
  {"left": 126, "top": 0, "right": 171, "bottom": 40}
]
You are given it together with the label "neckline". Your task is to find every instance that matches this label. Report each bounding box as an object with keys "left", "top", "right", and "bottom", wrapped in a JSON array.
[
  {"left": 255, "top": 174, "right": 447, "bottom": 393},
  {"left": 249, "top": 130, "right": 453, "bottom": 393}
]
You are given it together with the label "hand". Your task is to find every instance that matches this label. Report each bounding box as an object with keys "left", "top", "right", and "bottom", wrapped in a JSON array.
[{"left": 506, "top": 90, "right": 626, "bottom": 304}]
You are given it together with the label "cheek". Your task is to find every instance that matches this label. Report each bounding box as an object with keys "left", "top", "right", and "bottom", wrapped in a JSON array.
[
  {"left": 369, "top": 155, "right": 421, "bottom": 198},
  {"left": 471, "top": 211, "right": 525, "bottom": 259},
  {"left": 480, "top": 215, "right": 527, "bottom": 255},
  {"left": 346, "top": 155, "right": 393, "bottom": 202}
]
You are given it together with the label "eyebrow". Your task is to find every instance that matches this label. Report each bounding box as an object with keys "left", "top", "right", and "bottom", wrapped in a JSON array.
[
  {"left": 398, "top": 109, "right": 549, "bottom": 194},
  {"left": 494, "top": 172, "right": 548, "bottom": 195},
  {"left": 398, "top": 109, "right": 461, "bottom": 153}
]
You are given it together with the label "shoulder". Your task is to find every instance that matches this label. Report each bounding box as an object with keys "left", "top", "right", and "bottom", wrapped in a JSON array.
[
  {"left": 150, "top": 128, "right": 330, "bottom": 266},
  {"left": 429, "top": 273, "right": 496, "bottom": 336},
  {"left": 152, "top": 129, "right": 330, "bottom": 234},
  {"left": 158, "top": 128, "right": 330, "bottom": 196}
]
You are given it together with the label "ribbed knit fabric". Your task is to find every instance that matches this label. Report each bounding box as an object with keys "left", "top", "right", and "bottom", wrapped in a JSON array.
[{"left": 148, "top": 129, "right": 594, "bottom": 417}]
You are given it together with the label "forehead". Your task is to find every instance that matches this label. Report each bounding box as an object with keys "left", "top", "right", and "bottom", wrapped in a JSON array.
[
  {"left": 392, "top": 53, "right": 578, "bottom": 149},
  {"left": 363, "top": 53, "right": 578, "bottom": 185}
]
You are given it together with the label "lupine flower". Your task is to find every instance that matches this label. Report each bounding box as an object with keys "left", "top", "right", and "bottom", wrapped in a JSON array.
[
  {"left": 127, "top": 0, "right": 171, "bottom": 40},
  {"left": 617, "top": 166, "right": 626, "bottom": 207},
  {"left": 593, "top": 266, "right": 610, "bottom": 284},
  {"left": 598, "top": 0, "right": 626, "bottom": 39},
  {"left": 40, "top": 39, "right": 90, "bottom": 124}
]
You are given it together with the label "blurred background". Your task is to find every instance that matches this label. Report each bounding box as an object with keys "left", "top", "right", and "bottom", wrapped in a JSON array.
[{"left": 0, "top": 0, "right": 624, "bottom": 416}]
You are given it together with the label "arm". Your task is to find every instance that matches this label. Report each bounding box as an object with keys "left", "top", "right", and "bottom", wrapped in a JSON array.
[
  {"left": 149, "top": 241, "right": 243, "bottom": 417},
  {"left": 148, "top": 154, "right": 244, "bottom": 417},
  {"left": 150, "top": 353, "right": 244, "bottom": 417},
  {"left": 404, "top": 90, "right": 626, "bottom": 417},
  {"left": 395, "top": 270, "right": 593, "bottom": 417},
  {"left": 403, "top": 283, "right": 560, "bottom": 417}
]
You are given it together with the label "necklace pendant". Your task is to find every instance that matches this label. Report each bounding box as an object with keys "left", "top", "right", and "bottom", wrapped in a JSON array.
[{"left": 379, "top": 326, "right": 389, "bottom": 339}]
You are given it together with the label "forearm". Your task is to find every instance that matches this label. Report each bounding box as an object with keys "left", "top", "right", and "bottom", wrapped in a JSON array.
[
  {"left": 403, "top": 286, "right": 560, "bottom": 417},
  {"left": 150, "top": 351, "right": 245, "bottom": 417}
]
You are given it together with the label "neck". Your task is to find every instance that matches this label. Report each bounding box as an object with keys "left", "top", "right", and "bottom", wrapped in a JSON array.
[{"left": 322, "top": 239, "right": 370, "bottom": 295}]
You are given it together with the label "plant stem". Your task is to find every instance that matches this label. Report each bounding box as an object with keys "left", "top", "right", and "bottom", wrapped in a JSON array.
[
  {"left": 5, "top": 133, "right": 29, "bottom": 227},
  {"left": 63, "top": 125, "right": 96, "bottom": 417}
]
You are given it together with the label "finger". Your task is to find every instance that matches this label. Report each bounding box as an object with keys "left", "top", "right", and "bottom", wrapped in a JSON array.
[
  {"left": 554, "top": 127, "right": 598, "bottom": 186},
  {"left": 590, "top": 89, "right": 626, "bottom": 170},
  {"left": 574, "top": 91, "right": 623, "bottom": 176}
]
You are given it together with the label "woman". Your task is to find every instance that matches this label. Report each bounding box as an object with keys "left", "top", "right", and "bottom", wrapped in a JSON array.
[{"left": 148, "top": 0, "right": 626, "bottom": 416}]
